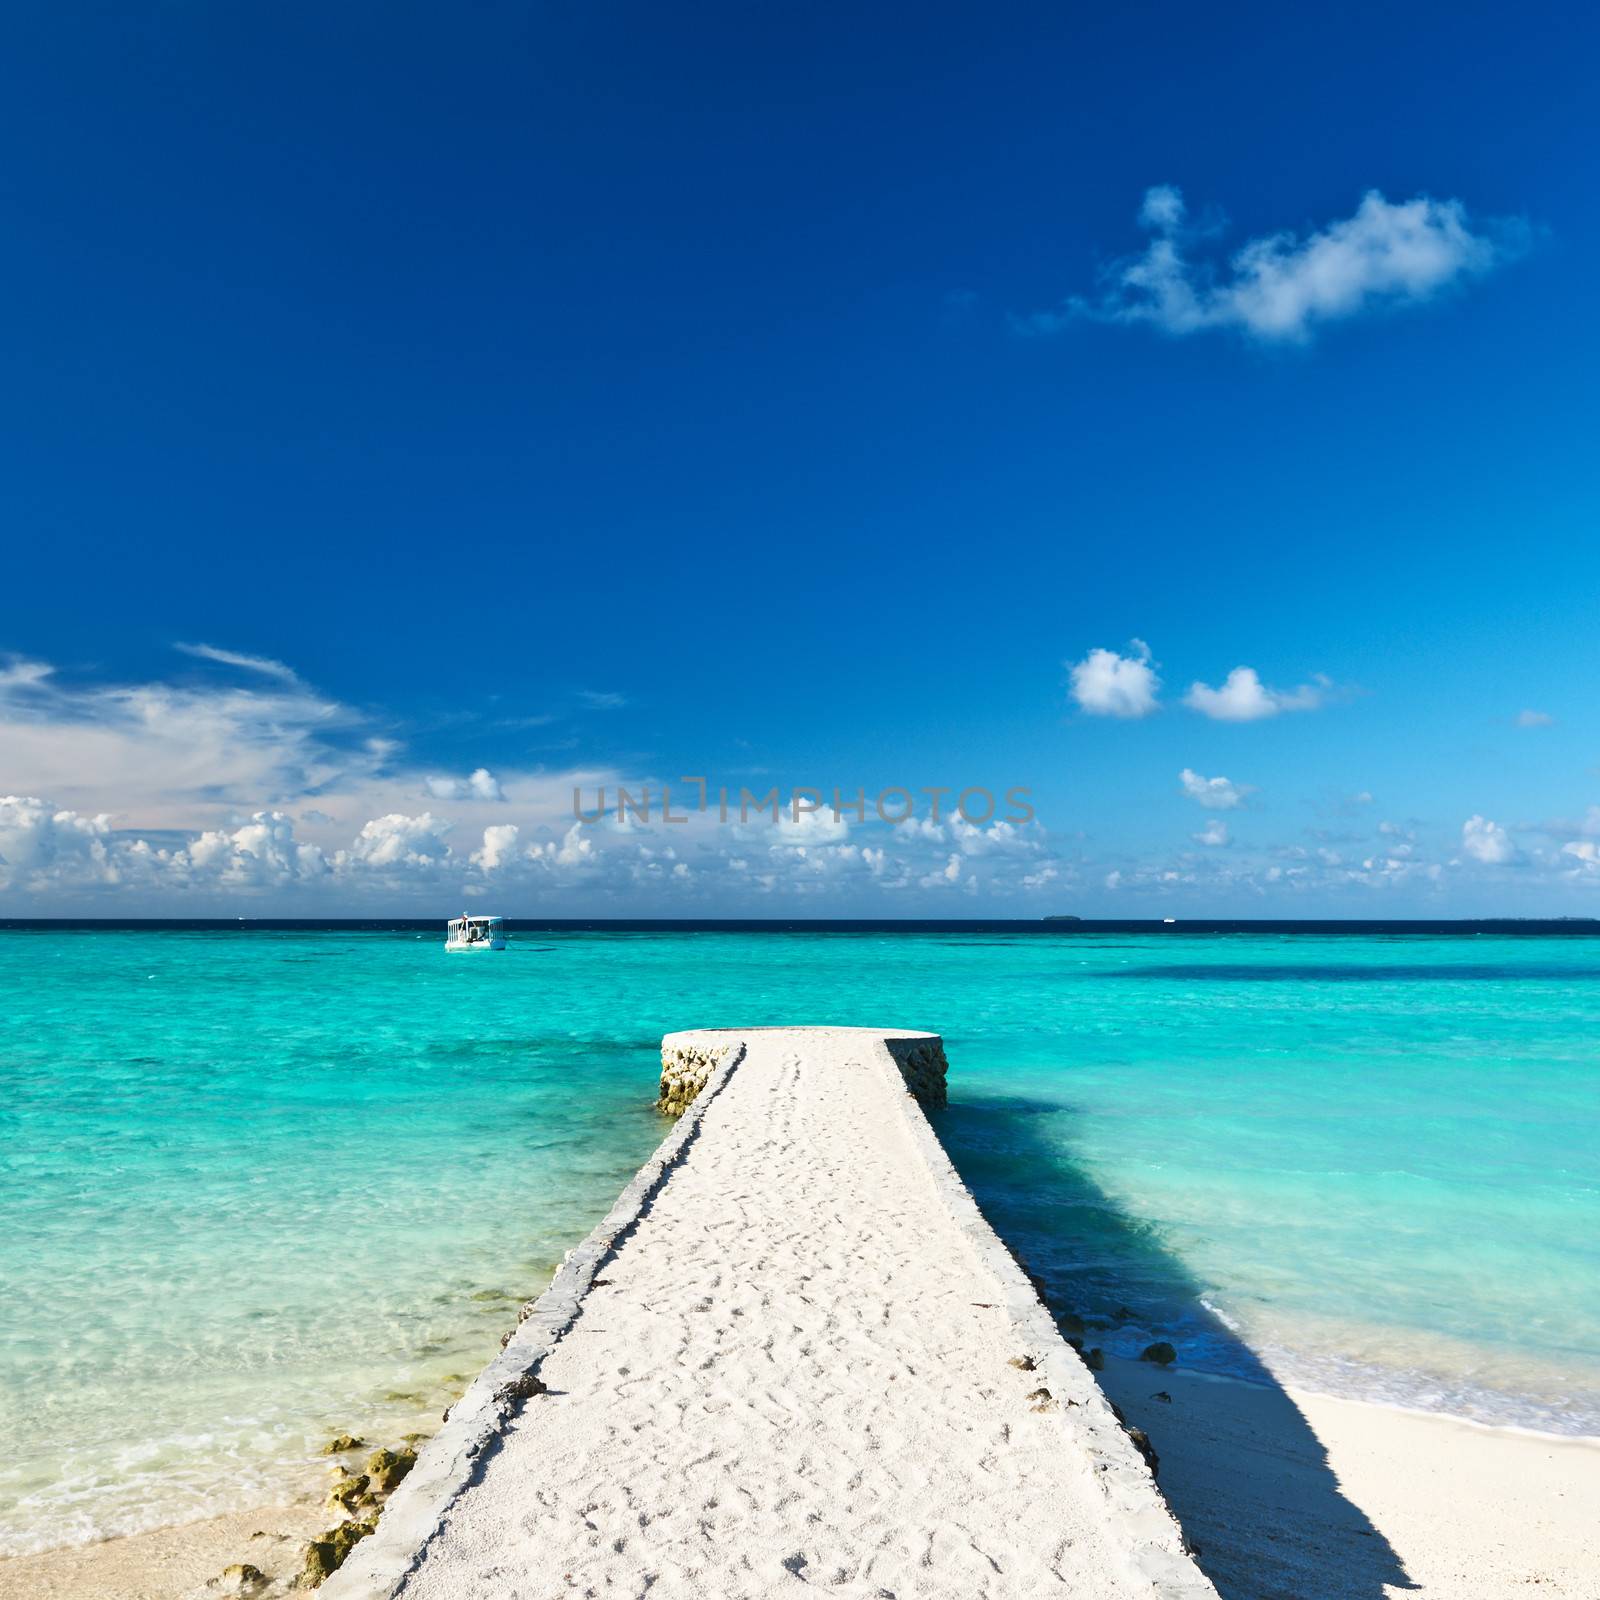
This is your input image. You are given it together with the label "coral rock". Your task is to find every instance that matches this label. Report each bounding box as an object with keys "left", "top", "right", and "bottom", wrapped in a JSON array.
[
  {"left": 326, "top": 1473, "right": 369, "bottom": 1511},
  {"left": 210, "top": 1564, "right": 267, "bottom": 1594},
  {"left": 365, "top": 1447, "right": 417, "bottom": 1493}
]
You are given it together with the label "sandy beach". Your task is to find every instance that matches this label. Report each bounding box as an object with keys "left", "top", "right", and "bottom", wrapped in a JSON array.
[{"left": 1098, "top": 1358, "right": 1600, "bottom": 1599}]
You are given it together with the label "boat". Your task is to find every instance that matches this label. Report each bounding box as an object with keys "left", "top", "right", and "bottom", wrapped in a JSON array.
[{"left": 446, "top": 914, "right": 506, "bottom": 951}]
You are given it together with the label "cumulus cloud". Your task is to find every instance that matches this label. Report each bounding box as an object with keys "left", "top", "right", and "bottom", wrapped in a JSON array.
[
  {"left": 1068, "top": 640, "right": 1160, "bottom": 718},
  {"left": 527, "top": 823, "right": 597, "bottom": 870},
  {"left": 471, "top": 823, "right": 520, "bottom": 872},
  {"left": 1517, "top": 709, "right": 1554, "bottom": 728},
  {"left": 1193, "top": 819, "right": 1230, "bottom": 847},
  {"left": 340, "top": 812, "right": 453, "bottom": 871},
  {"left": 1179, "top": 769, "right": 1250, "bottom": 810},
  {"left": 1027, "top": 186, "right": 1527, "bottom": 343},
  {"left": 768, "top": 803, "right": 851, "bottom": 848},
  {"left": 425, "top": 768, "right": 505, "bottom": 802},
  {"left": 174, "top": 643, "right": 300, "bottom": 684},
  {"left": 1561, "top": 841, "right": 1600, "bottom": 872},
  {"left": 1461, "top": 814, "right": 1516, "bottom": 864},
  {"left": 1184, "top": 666, "right": 1327, "bottom": 721},
  {"left": 0, "top": 795, "right": 119, "bottom": 890},
  {"left": 948, "top": 816, "right": 1042, "bottom": 857},
  {"left": 0, "top": 797, "right": 330, "bottom": 894},
  {"left": 187, "top": 812, "right": 329, "bottom": 886},
  {"left": 919, "top": 853, "right": 965, "bottom": 889}
]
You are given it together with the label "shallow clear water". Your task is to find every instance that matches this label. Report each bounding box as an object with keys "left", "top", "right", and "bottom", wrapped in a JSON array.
[{"left": 2, "top": 926, "right": 1597, "bottom": 1553}]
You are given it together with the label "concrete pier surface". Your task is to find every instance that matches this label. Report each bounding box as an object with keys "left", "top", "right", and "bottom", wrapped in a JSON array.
[{"left": 325, "top": 1027, "right": 1216, "bottom": 1599}]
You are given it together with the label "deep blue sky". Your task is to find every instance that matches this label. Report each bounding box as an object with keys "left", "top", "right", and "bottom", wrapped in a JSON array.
[{"left": 2, "top": 2, "right": 1597, "bottom": 912}]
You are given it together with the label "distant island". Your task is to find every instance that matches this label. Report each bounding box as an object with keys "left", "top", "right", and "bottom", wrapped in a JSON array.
[{"left": 1042, "top": 915, "right": 1083, "bottom": 922}]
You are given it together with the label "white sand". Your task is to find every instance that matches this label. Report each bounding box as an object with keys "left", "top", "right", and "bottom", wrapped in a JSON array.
[
  {"left": 1099, "top": 1357, "right": 1600, "bottom": 1599},
  {"left": 375, "top": 1028, "right": 1204, "bottom": 1599}
]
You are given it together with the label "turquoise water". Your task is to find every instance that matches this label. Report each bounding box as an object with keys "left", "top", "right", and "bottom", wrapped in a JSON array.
[{"left": 2, "top": 927, "right": 1598, "bottom": 1554}]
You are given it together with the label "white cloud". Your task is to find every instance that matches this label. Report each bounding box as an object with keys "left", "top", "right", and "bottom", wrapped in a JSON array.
[
  {"left": 340, "top": 812, "right": 453, "bottom": 871},
  {"left": 1517, "top": 709, "right": 1554, "bottom": 728},
  {"left": 0, "top": 795, "right": 119, "bottom": 890},
  {"left": 1069, "top": 640, "right": 1160, "bottom": 718},
  {"left": 0, "top": 657, "right": 55, "bottom": 692},
  {"left": 1561, "top": 841, "right": 1600, "bottom": 872},
  {"left": 919, "top": 853, "right": 964, "bottom": 889},
  {"left": 1193, "top": 819, "right": 1230, "bottom": 847},
  {"left": 471, "top": 823, "right": 521, "bottom": 872},
  {"left": 1030, "top": 186, "right": 1526, "bottom": 343},
  {"left": 425, "top": 768, "right": 505, "bottom": 802},
  {"left": 174, "top": 643, "right": 300, "bottom": 684},
  {"left": 527, "top": 822, "right": 597, "bottom": 870},
  {"left": 10, "top": 650, "right": 1053, "bottom": 906},
  {"left": 187, "top": 812, "right": 329, "bottom": 887},
  {"left": 1179, "top": 768, "right": 1250, "bottom": 810},
  {"left": 0, "top": 653, "right": 359, "bottom": 828},
  {"left": 0, "top": 654, "right": 621, "bottom": 879},
  {"left": 577, "top": 690, "right": 627, "bottom": 710},
  {"left": 0, "top": 797, "right": 330, "bottom": 893},
  {"left": 1138, "top": 183, "right": 1185, "bottom": 232},
  {"left": 1184, "top": 666, "right": 1326, "bottom": 721},
  {"left": 948, "top": 816, "right": 1041, "bottom": 857},
  {"left": 770, "top": 803, "right": 851, "bottom": 848},
  {"left": 1461, "top": 814, "right": 1515, "bottom": 865}
]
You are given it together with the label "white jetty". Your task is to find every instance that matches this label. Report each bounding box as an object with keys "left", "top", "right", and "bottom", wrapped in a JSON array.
[{"left": 325, "top": 1027, "right": 1215, "bottom": 1599}]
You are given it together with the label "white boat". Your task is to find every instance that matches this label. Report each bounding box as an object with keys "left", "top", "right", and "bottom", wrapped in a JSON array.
[{"left": 446, "top": 914, "right": 506, "bottom": 951}]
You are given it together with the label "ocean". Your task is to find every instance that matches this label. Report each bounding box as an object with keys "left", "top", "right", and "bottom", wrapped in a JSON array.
[{"left": 2, "top": 922, "right": 1597, "bottom": 1555}]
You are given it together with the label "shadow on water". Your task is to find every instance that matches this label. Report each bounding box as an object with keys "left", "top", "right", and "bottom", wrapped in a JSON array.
[{"left": 931, "top": 1092, "right": 1417, "bottom": 1600}]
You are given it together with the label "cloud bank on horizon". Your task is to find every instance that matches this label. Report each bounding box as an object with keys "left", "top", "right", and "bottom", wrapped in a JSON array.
[
  {"left": 1025, "top": 186, "right": 1530, "bottom": 343},
  {"left": 0, "top": 649, "right": 1052, "bottom": 908},
  {"left": 0, "top": 644, "right": 1591, "bottom": 914}
]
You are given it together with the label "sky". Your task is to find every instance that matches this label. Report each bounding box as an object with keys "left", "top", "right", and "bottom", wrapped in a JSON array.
[{"left": 2, "top": 0, "right": 1599, "bottom": 915}]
